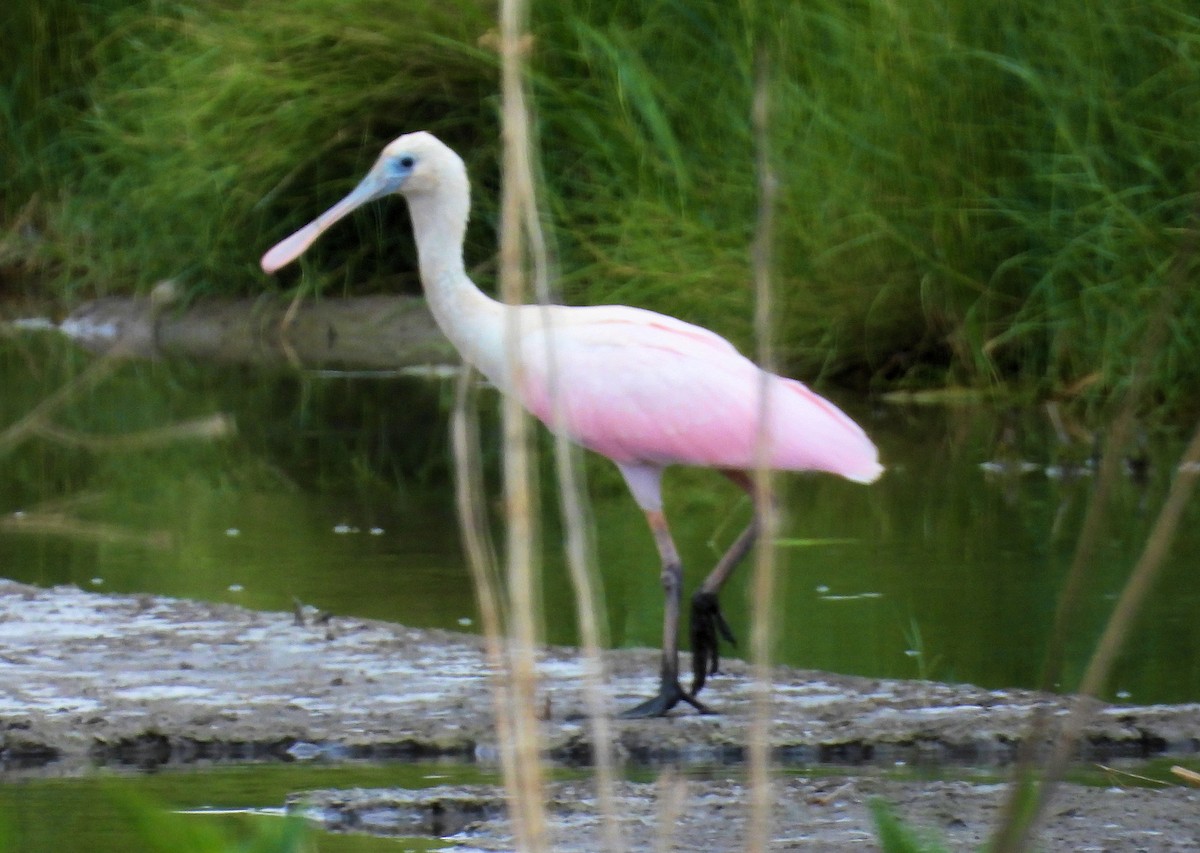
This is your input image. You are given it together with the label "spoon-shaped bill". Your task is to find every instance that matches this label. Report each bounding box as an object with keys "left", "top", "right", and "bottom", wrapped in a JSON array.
[
  {"left": 261, "top": 220, "right": 328, "bottom": 274},
  {"left": 260, "top": 173, "right": 389, "bottom": 274}
]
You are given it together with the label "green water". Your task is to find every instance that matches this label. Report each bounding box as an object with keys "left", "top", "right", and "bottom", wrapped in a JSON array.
[
  {"left": 0, "top": 763, "right": 496, "bottom": 851},
  {"left": 3, "top": 331, "right": 1199, "bottom": 702},
  {"left": 3, "top": 328, "right": 1200, "bottom": 847}
]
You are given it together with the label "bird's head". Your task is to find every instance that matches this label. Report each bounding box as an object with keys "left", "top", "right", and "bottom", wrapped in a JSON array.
[
  {"left": 261, "top": 131, "right": 467, "bottom": 274},
  {"left": 377, "top": 131, "right": 466, "bottom": 198}
]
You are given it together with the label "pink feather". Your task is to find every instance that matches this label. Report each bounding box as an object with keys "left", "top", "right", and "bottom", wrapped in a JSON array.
[{"left": 517, "top": 305, "right": 882, "bottom": 483}]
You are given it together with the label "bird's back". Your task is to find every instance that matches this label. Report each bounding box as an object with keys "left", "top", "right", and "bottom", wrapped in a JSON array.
[{"left": 515, "top": 304, "right": 882, "bottom": 483}]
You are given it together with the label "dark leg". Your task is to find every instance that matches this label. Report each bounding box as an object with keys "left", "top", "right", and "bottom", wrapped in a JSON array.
[
  {"left": 620, "top": 509, "right": 713, "bottom": 718},
  {"left": 690, "top": 470, "right": 762, "bottom": 696}
]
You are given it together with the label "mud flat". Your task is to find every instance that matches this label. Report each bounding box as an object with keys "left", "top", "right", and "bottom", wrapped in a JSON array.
[
  {"left": 1, "top": 579, "right": 1198, "bottom": 771},
  {"left": 1, "top": 580, "right": 1199, "bottom": 848},
  {"left": 291, "top": 777, "right": 1200, "bottom": 851}
]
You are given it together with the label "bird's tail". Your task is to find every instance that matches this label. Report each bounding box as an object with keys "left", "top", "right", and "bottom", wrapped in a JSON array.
[{"left": 771, "top": 377, "right": 884, "bottom": 483}]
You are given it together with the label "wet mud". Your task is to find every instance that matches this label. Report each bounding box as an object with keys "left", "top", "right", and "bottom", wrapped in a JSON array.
[
  {"left": 1, "top": 580, "right": 1199, "bottom": 849},
  {"left": 292, "top": 777, "right": 1200, "bottom": 851}
]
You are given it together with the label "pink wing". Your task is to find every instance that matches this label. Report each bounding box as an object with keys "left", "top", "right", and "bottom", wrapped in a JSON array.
[{"left": 517, "top": 306, "right": 882, "bottom": 483}]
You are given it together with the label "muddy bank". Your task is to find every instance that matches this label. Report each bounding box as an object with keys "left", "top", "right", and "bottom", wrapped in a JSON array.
[
  {"left": 0, "top": 579, "right": 1198, "bottom": 775},
  {"left": 291, "top": 777, "right": 1200, "bottom": 851},
  {"left": 57, "top": 295, "right": 456, "bottom": 370}
]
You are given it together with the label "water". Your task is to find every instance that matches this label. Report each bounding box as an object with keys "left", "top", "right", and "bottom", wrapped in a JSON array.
[
  {"left": 0, "top": 763, "right": 494, "bottom": 851},
  {"left": 4, "top": 330, "right": 1200, "bottom": 699},
  {"left": 3, "top": 327, "right": 1200, "bottom": 843}
]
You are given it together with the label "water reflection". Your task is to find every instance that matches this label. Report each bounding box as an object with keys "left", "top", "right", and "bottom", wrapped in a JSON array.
[
  {"left": 2, "top": 329, "right": 1198, "bottom": 705},
  {"left": 0, "top": 762, "right": 486, "bottom": 853}
]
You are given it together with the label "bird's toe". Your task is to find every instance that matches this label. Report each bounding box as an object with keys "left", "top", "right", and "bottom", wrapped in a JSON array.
[
  {"left": 690, "top": 591, "right": 737, "bottom": 695},
  {"left": 619, "top": 680, "right": 712, "bottom": 718}
]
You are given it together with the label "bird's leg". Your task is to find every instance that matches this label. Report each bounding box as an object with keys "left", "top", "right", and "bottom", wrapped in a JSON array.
[
  {"left": 690, "top": 470, "right": 761, "bottom": 696},
  {"left": 620, "top": 508, "right": 713, "bottom": 718}
]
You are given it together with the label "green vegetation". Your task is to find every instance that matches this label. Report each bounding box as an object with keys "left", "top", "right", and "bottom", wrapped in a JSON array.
[
  {"left": 3, "top": 0, "right": 1199, "bottom": 404},
  {"left": 869, "top": 799, "right": 952, "bottom": 853},
  {"left": 113, "top": 792, "right": 311, "bottom": 853}
]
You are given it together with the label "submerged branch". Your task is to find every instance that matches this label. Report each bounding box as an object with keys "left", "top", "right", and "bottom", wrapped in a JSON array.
[
  {"left": 1, "top": 511, "right": 171, "bottom": 549},
  {"left": 0, "top": 352, "right": 122, "bottom": 458},
  {"left": 32, "top": 413, "right": 235, "bottom": 452}
]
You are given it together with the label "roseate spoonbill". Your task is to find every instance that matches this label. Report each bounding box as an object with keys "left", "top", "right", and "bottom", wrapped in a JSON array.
[{"left": 262, "top": 132, "right": 883, "bottom": 717}]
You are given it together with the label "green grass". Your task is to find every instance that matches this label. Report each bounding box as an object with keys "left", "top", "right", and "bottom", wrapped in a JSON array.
[
  {"left": 3, "top": 0, "right": 1199, "bottom": 407},
  {"left": 2, "top": 0, "right": 499, "bottom": 302},
  {"left": 869, "top": 799, "right": 953, "bottom": 853}
]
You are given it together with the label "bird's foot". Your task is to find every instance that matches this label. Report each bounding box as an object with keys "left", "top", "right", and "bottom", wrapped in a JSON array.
[
  {"left": 690, "top": 590, "right": 737, "bottom": 695},
  {"left": 618, "top": 679, "right": 713, "bottom": 718}
]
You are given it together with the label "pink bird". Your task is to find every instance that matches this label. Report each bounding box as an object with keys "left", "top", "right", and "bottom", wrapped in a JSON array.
[{"left": 262, "top": 132, "right": 883, "bottom": 717}]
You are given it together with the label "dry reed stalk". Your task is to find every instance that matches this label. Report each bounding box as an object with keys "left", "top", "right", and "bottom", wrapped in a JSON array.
[
  {"left": 450, "top": 368, "right": 526, "bottom": 845},
  {"left": 746, "top": 48, "right": 779, "bottom": 853},
  {"left": 549, "top": 436, "right": 624, "bottom": 852},
  {"left": 496, "top": 2, "right": 623, "bottom": 842},
  {"left": 1096, "top": 764, "right": 1171, "bottom": 787},
  {"left": 1171, "top": 766, "right": 1200, "bottom": 786},
  {"left": 466, "top": 1, "right": 625, "bottom": 846},
  {"left": 518, "top": 32, "right": 626, "bottom": 853},
  {"left": 497, "top": 0, "right": 548, "bottom": 848}
]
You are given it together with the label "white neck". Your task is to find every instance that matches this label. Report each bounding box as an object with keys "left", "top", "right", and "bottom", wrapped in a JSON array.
[{"left": 405, "top": 189, "right": 510, "bottom": 388}]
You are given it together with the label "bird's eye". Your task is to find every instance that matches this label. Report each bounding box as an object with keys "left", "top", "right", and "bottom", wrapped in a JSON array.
[{"left": 385, "top": 155, "right": 415, "bottom": 179}]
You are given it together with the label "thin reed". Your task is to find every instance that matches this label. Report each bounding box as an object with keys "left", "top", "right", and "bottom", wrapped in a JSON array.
[
  {"left": 453, "top": 0, "right": 621, "bottom": 848},
  {"left": 746, "top": 46, "right": 780, "bottom": 853},
  {"left": 493, "top": 0, "right": 549, "bottom": 847},
  {"left": 449, "top": 367, "right": 530, "bottom": 847}
]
